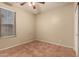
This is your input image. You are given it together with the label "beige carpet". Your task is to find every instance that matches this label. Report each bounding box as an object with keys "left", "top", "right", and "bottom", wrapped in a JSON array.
[{"left": 0, "top": 40, "right": 75, "bottom": 57}]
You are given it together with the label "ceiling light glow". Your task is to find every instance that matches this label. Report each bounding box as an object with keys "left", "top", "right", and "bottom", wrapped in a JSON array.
[{"left": 28, "top": 2, "right": 32, "bottom": 6}]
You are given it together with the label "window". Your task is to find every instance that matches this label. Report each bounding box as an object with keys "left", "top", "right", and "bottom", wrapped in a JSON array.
[{"left": 0, "top": 8, "right": 16, "bottom": 37}]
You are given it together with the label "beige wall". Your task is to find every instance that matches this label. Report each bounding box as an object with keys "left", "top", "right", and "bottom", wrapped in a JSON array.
[
  {"left": 0, "top": 3, "right": 35, "bottom": 49},
  {"left": 36, "top": 3, "right": 74, "bottom": 49}
]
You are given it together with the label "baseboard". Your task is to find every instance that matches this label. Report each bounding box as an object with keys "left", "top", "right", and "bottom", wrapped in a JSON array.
[
  {"left": 0, "top": 39, "right": 33, "bottom": 51},
  {"left": 36, "top": 39, "right": 74, "bottom": 49}
]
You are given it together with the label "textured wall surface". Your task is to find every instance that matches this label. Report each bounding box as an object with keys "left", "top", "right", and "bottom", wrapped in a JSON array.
[
  {"left": 0, "top": 3, "right": 35, "bottom": 49},
  {"left": 36, "top": 3, "right": 74, "bottom": 49}
]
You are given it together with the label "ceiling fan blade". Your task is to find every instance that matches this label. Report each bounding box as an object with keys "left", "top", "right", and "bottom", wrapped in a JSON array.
[
  {"left": 20, "top": 2, "right": 26, "bottom": 5},
  {"left": 78, "top": 2, "right": 79, "bottom": 5},
  {"left": 3, "top": 2, "right": 12, "bottom": 6},
  {"left": 38, "top": 2, "right": 45, "bottom": 4},
  {"left": 33, "top": 5, "right": 36, "bottom": 9}
]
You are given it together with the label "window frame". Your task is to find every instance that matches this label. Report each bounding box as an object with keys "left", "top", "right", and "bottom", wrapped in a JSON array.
[{"left": 0, "top": 7, "right": 16, "bottom": 38}]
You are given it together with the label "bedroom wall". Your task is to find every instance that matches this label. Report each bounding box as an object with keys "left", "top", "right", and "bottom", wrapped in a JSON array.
[
  {"left": 36, "top": 3, "right": 75, "bottom": 49},
  {"left": 0, "top": 3, "right": 35, "bottom": 49}
]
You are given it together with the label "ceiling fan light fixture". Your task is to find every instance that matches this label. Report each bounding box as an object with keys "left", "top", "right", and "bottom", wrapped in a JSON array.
[
  {"left": 32, "top": 2, "right": 35, "bottom": 5},
  {"left": 28, "top": 2, "right": 35, "bottom": 6},
  {"left": 28, "top": 2, "right": 32, "bottom": 6}
]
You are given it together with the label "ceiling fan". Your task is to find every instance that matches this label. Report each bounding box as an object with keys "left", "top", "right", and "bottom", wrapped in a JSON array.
[
  {"left": 20, "top": 2, "right": 45, "bottom": 9},
  {"left": 3, "top": 2, "right": 45, "bottom": 9}
]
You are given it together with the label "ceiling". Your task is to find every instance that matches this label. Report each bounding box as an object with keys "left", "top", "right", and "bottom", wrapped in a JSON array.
[{"left": 5, "top": 2, "right": 72, "bottom": 14}]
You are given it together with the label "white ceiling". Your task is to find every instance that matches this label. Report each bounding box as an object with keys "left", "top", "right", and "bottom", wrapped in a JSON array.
[{"left": 10, "top": 2, "right": 72, "bottom": 14}]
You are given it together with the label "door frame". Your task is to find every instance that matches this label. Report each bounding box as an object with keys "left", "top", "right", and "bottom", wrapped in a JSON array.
[{"left": 74, "top": 2, "right": 78, "bottom": 56}]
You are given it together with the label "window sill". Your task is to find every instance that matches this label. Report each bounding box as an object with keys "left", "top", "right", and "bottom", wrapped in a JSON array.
[{"left": 0, "top": 35, "right": 16, "bottom": 39}]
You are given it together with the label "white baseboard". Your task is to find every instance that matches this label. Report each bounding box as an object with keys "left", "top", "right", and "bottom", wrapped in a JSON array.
[
  {"left": 36, "top": 39, "right": 74, "bottom": 49},
  {"left": 0, "top": 39, "right": 33, "bottom": 51}
]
